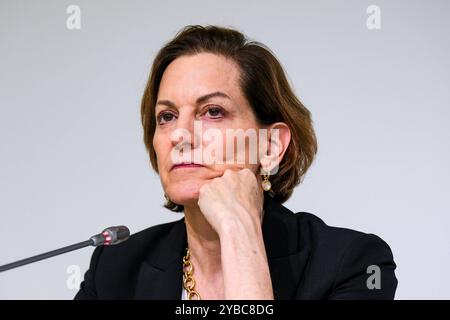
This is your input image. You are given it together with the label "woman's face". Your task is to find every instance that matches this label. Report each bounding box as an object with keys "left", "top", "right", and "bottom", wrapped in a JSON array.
[{"left": 153, "top": 52, "right": 268, "bottom": 208}]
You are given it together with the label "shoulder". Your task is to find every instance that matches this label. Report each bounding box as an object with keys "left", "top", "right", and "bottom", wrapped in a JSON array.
[
  {"left": 264, "top": 194, "right": 396, "bottom": 269},
  {"left": 125, "top": 218, "right": 182, "bottom": 246},
  {"left": 289, "top": 211, "right": 398, "bottom": 299},
  {"left": 294, "top": 211, "right": 393, "bottom": 254}
]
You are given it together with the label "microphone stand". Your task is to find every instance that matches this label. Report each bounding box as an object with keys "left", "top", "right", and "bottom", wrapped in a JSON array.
[
  {"left": 0, "top": 239, "right": 94, "bottom": 273},
  {"left": 0, "top": 225, "right": 129, "bottom": 273}
]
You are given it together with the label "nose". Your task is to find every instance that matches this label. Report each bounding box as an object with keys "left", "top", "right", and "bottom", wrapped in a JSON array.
[{"left": 170, "top": 111, "right": 201, "bottom": 151}]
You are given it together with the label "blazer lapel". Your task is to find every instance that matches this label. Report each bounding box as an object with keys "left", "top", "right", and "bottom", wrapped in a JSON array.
[
  {"left": 262, "top": 193, "right": 311, "bottom": 299},
  {"left": 135, "top": 192, "right": 310, "bottom": 300},
  {"left": 134, "top": 219, "right": 187, "bottom": 299}
]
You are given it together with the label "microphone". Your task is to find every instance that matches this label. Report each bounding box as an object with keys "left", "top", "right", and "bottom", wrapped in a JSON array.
[{"left": 0, "top": 225, "right": 130, "bottom": 273}]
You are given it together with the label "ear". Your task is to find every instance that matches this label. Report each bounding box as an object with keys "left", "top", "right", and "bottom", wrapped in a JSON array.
[{"left": 259, "top": 122, "right": 291, "bottom": 175}]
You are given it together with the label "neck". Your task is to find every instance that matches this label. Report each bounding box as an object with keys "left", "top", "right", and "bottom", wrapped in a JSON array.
[{"left": 184, "top": 203, "right": 222, "bottom": 277}]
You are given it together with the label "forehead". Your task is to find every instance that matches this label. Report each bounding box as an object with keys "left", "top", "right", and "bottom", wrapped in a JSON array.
[{"left": 157, "top": 53, "right": 242, "bottom": 103}]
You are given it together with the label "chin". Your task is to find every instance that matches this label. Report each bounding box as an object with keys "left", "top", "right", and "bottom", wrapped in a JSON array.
[{"left": 165, "top": 183, "right": 201, "bottom": 207}]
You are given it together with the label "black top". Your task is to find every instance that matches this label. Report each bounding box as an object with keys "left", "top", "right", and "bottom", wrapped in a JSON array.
[{"left": 75, "top": 193, "right": 398, "bottom": 300}]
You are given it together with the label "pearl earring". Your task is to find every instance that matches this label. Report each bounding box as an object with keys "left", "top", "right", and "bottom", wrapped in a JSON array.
[{"left": 262, "top": 172, "right": 272, "bottom": 192}]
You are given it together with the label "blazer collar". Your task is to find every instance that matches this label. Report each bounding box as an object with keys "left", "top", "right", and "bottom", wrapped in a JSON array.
[{"left": 134, "top": 193, "right": 310, "bottom": 299}]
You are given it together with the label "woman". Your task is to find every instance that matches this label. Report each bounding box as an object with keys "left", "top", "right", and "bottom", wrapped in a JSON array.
[{"left": 75, "top": 25, "right": 398, "bottom": 300}]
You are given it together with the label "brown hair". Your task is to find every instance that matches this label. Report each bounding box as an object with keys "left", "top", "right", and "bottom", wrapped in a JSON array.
[{"left": 141, "top": 25, "right": 317, "bottom": 212}]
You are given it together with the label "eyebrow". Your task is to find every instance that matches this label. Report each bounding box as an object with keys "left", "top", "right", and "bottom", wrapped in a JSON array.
[{"left": 156, "top": 91, "right": 231, "bottom": 109}]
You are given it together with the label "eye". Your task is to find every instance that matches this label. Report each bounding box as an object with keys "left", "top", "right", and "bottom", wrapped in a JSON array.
[
  {"left": 157, "top": 111, "right": 177, "bottom": 125},
  {"left": 203, "top": 105, "right": 226, "bottom": 119}
]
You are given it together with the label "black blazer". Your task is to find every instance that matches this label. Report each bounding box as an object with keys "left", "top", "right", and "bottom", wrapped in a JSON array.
[{"left": 75, "top": 193, "right": 398, "bottom": 300}]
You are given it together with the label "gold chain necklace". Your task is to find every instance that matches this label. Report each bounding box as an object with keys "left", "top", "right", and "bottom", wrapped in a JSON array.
[{"left": 182, "top": 247, "right": 202, "bottom": 300}]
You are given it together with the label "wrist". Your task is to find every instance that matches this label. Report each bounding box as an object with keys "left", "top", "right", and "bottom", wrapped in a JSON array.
[
  {"left": 220, "top": 205, "right": 262, "bottom": 231},
  {"left": 218, "top": 215, "right": 264, "bottom": 243}
]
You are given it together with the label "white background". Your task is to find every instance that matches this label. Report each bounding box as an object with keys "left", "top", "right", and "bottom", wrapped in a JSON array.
[{"left": 0, "top": 0, "right": 449, "bottom": 299}]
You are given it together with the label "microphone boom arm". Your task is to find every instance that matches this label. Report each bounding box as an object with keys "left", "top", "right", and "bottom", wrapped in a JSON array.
[
  {"left": 0, "top": 225, "right": 130, "bottom": 273},
  {"left": 0, "top": 239, "right": 93, "bottom": 273}
]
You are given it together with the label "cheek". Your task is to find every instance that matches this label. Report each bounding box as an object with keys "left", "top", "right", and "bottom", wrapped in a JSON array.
[
  {"left": 199, "top": 128, "right": 262, "bottom": 165},
  {"left": 153, "top": 133, "right": 169, "bottom": 168},
  {"left": 152, "top": 140, "right": 161, "bottom": 164}
]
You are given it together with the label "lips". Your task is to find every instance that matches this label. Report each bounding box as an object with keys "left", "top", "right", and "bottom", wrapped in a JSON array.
[{"left": 171, "top": 162, "right": 205, "bottom": 170}]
